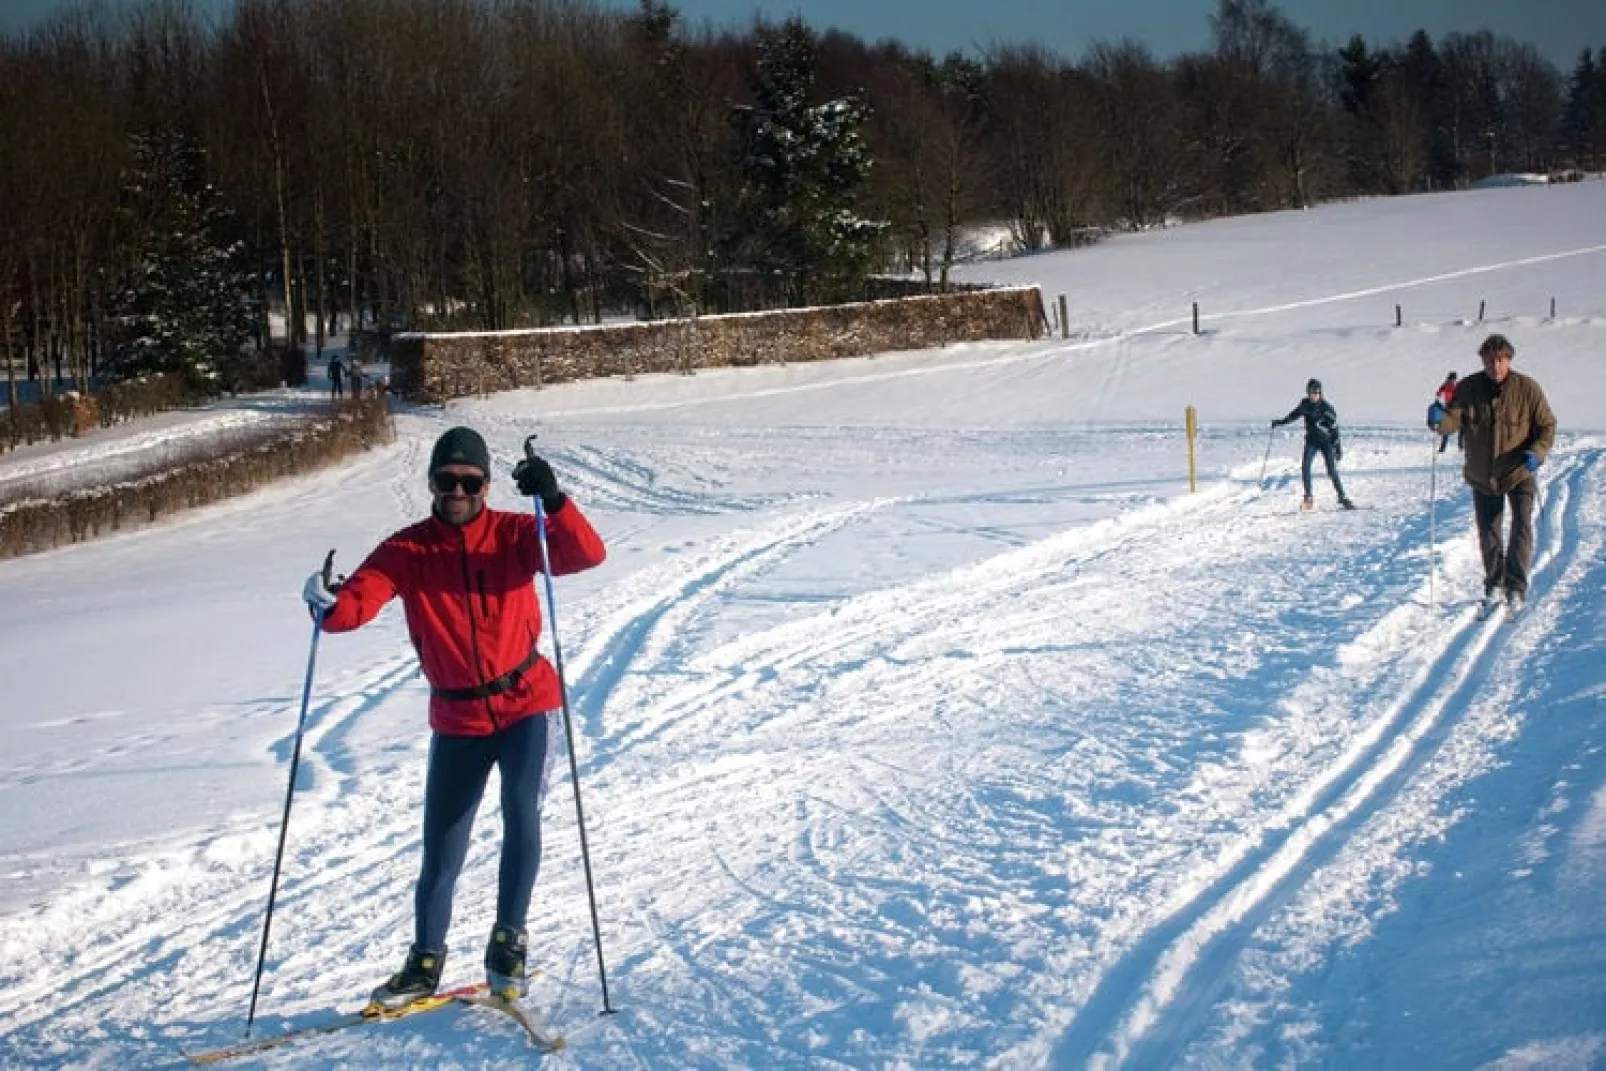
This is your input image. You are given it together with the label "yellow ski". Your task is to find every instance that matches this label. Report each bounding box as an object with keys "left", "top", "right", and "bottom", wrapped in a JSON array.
[{"left": 185, "top": 983, "right": 488, "bottom": 1065}]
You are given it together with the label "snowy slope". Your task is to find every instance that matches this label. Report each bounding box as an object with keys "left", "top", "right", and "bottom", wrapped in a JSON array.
[{"left": 1, "top": 181, "right": 1603, "bottom": 1069}]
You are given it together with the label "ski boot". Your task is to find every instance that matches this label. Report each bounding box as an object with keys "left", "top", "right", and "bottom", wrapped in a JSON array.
[
  {"left": 1300, "top": 495, "right": 1315, "bottom": 512},
  {"left": 485, "top": 922, "right": 530, "bottom": 1000},
  {"left": 1478, "top": 586, "right": 1504, "bottom": 619},
  {"left": 369, "top": 945, "right": 445, "bottom": 1010},
  {"left": 1338, "top": 497, "right": 1356, "bottom": 510},
  {"left": 1506, "top": 589, "right": 1525, "bottom": 617}
]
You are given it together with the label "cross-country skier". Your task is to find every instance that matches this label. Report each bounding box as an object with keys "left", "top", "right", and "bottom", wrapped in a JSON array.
[
  {"left": 1435, "top": 372, "right": 1459, "bottom": 453},
  {"left": 1271, "top": 378, "right": 1354, "bottom": 511},
  {"left": 301, "top": 426, "right": 607, "bottom": 1007},
  {"left": 1427, "top": 334, "right": 1556, "bottom": 615}
]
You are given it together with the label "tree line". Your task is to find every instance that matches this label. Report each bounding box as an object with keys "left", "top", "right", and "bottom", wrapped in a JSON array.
[{"left": 2, "top": 0, "right": 1603, "bottom": 404}]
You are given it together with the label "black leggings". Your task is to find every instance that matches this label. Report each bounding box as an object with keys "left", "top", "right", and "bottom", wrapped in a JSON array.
[
  {"left": 414, "top": 713, "right": 553, "bottom": 951},
  {"left": 1302, "top": 439, "right": 1346, "bottom": 499}
]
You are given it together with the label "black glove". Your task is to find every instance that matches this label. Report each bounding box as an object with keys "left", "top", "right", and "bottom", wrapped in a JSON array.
[
  {"left": 1334, "top": 442, "right": 1343, "bottom": 462},
  {"left": 512, "top": 454, "right": 566, "bottom": 513}
]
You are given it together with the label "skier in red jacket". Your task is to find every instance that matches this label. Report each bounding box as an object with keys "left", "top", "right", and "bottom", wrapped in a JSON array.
[
  {"left": 1435, "top": 371, "right": 1459, "bottom": 453},
  {"left": 302, "top": 425, "right": 606, "bottom": 1008}
]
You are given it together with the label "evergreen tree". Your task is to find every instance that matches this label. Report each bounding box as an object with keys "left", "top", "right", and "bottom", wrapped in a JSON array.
[
  {"left": 1400, "top": 30, "right": 1455, "bottom": 188},
  {"left": 734, "top": 18, "right": 884, "bottom": 305},
  {"left": 1336, "top": 37, "right": 1379, "bottom": 116},
  {"left": 114, "top": 126, "right": 254, "bottom": 392},
  {"left": 1336, "top": 35, "right": 1386, "bottom": 191},
  {"left": 1560, "top": 48, "right": 1602, "bottom": 166}
]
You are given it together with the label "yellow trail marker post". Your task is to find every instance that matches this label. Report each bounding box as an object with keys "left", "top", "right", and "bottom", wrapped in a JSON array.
[{"left": 1186, "top": 406, "right": 1198, "bottom": 493}]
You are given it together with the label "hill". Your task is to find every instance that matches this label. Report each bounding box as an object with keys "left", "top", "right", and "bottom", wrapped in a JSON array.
[{"left": 0, "top": 180, "right": 1602, "bottom": 1068}]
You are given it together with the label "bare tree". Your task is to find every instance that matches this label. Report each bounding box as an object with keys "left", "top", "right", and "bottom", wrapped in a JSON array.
[
  {"left": 1501, "top": 42, "right": 1562, "bottom": 172},
  {"left": 1373, "top": 55, "right": 1429, "bottom": 193},
  {"left": 1210, "top": 0, "right": 1329, "bottom": 209},
  {"left": 1085, "top": 41, "right": 1181, "bottom": 229},
  {"left": 984, "top": 45, "right": 1098, "bottom": 249}
]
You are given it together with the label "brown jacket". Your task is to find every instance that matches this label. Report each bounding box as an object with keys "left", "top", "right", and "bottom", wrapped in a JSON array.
[{"left": 1436, "top": 369, "right": 1556, "bottom": 495}]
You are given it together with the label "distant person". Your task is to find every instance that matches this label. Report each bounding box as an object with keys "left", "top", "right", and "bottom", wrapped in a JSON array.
[
  {"left": 1272, "top": 378, "right": 1354, "bottom": 511},
  {"left": 1427, "top": 334, "right": 1556, "bottom": 615},
  {"left": 301, "top": 427, "right": 607, "bottom": 1007},
  {"left": 1435, "top": 372, "right": 1459, "bottom": 453},
  {"left": 348, "top": 357, "right": 364, "bottom": 400},
  {"left": 327, "top": 355, "right": 345, "bottom": 399}
]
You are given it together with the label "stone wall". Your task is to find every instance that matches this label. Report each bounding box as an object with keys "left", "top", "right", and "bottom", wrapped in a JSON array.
[{"left": 390, "top": 286, "right": 1047, "bottom": 403}]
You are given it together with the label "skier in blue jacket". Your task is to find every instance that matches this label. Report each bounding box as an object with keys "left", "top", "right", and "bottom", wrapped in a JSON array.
[{"left": 1272, "top": 379, "right": 1355, "bottom": 511}]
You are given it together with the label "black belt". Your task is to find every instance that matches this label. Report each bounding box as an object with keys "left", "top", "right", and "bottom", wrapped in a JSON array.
[{"left": 432, "top": 647, "right": 541, "bottom": 702}]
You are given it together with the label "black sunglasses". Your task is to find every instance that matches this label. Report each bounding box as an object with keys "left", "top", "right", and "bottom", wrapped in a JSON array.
[{"left": 431, "top": 472, "right": 486, "bottom": 495}]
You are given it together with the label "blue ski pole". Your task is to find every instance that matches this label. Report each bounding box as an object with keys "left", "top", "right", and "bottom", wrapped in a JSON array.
[
  {"left": 522, "top": 435, "right": 616, "bottom": 1016},
  {"left": 246, "top": 549, "right": 334, "bottom": 1036}
]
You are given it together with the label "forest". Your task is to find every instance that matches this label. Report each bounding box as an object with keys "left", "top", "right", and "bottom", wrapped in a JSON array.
[{"left": 2, "top": 0, "right": 1603, "bottom": 404}]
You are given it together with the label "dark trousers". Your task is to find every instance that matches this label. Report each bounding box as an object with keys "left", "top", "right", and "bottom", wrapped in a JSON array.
[
  {"left": 1302, "top": 440, "right": 1346, "bottom": 499},
  {"left": 1473, "top": 481, "right": 1536, "bottom": 596},
  {"left": 415, "top": 713, "right": 553, "bottom": 951}
]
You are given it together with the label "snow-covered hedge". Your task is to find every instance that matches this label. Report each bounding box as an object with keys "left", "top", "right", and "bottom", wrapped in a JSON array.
[
  {"left": 2, "top": 373, "right": 196, "bottom": 453},
  {"left": 0, "top": 395, "right": 392, "bottom": 560}
]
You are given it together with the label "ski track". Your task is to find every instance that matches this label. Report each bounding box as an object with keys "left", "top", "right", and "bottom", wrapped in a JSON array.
[
  {"left": 1047, "top": 448, "right": 1601, "bottom": 1069},
  {"left": 1174, "top": 442, "right": 1606, "bottom": 1067},
  {"left": 1, "top": 415, "right": 1599, "bottom": 1064},
  {"left": 516, "top": 438, "right": 1499, "bottom": 1065},
  {"left": 0, "top": 444, "right": 903, "bottom": 1064},
  {"left": 553, "top": 438, "right": 1598, "bottom": 1067},
  {"left": 0, "top": 433, "right": 1550, "bottom": 1065}
]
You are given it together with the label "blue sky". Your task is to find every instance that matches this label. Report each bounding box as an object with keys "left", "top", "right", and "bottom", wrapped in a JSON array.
[{"left": 2, "top": 0, "right": 1602, "bottom": 68}]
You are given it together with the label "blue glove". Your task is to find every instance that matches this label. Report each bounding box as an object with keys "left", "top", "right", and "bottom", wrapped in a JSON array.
[
  {"left": 1426, "top": 402, "right": 1445, "bottom": 430},
  {"left": 1523, "top": 451, "right": 1541, "bottom": 472}
]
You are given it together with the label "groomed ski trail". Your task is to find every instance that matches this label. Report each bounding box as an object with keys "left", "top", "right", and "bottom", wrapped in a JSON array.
[{"left": 1047, "top": 448, "right": 1601, "bottom": 1069}]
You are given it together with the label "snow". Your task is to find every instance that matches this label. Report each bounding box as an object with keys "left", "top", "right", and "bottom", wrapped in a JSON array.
[
  {"left": 1471, "top": 173, "right": 1552, "bottom": 189},
  {"left": 1, "top": 180, "right": 1604, "bottom": 1068}
]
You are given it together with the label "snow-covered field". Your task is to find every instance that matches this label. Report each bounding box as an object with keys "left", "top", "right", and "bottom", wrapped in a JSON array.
[{"left": 2, "top": 182, "right": 1604, "bottom": 1069}]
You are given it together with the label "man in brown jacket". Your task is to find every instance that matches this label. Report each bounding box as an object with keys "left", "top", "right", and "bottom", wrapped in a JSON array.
[{"left": 1427, "top": 333, "right": 1556, "bottom": 615}]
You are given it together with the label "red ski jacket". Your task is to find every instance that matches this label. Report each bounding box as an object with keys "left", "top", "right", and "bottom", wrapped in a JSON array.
[{"left": 321, "top": 501, "right": 606, "bottom": 736}]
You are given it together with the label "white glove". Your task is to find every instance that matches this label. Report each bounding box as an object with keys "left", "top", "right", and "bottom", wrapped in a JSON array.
[{"left": 302, "top": 570, "right": 339, "bottom": 613}]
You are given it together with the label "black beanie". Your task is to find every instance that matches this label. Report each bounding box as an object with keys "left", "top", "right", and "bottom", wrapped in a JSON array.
[{"left": 429, "top": 426, "right": 490, "bottom": 475}]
